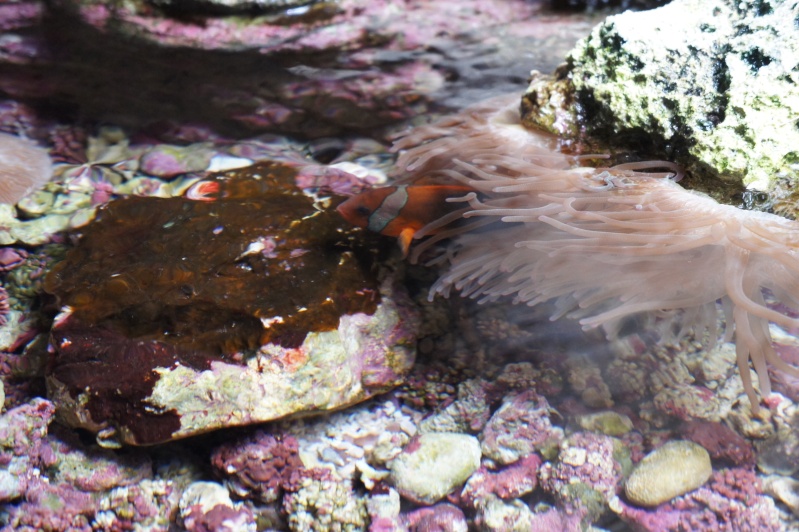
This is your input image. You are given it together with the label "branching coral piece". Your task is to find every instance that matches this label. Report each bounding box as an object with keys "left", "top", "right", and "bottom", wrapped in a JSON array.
[{"left": 393, "top": 94, "right": 799, "bottom": 410}]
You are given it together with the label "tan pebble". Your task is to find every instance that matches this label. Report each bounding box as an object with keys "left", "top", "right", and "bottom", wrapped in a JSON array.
[{"left": 625, "top": 440, "right": 711, "bottom": 506}]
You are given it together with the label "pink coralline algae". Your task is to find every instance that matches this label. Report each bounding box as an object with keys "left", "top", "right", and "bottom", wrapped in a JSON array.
[
  {"left": 0, "top": 0, "right": 450, "bottom": 137},
  {"left": 138, "top": 144, "right": 215, "bottom": 178},
  {"left": 211, "top": 431, "right": 305, "bottom": 504},
  {"left": 0, "top": 0, "right": 589, "bottom": 141},
  {"left": 44, "top": 426, "right": 152, "bottom": 492},
  {"left": 3, "top": 478, "right": 98, "bottom": 531},
  {"left": 183, "top": 504, "right": 255, "bottom": 532},
  {"left": 480, "top": 389, "right": 564, "bottom": 465},
  {"left": 294, "top": 164, "right": 379, "bottom": 197},
  {"left": 539, "top": 431, "right": 630, "bottom": 525},
  {"left": 459, "top": 453, "right": 542, "bottom": 508},
  {"left": 679, "top": 419, "right": 755, "bottom": 468},
  {"left": 0, "top": 398, "right": 176, "bottom": 531},
  {"left": 616, "top": 468, "right": 782, "bottom": 531},
  {"left": 0, "top": 398, "right": 56, "bottom": 501}
]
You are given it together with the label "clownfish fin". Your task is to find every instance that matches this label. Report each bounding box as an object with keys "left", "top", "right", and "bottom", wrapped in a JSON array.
[{"left": 398, "top": 227, "right": 416, "bottom": 258}]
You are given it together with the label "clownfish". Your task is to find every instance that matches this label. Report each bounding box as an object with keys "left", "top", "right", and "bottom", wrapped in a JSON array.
[{"left": 336, "top": 184, "right": 475, "bottom": 257}]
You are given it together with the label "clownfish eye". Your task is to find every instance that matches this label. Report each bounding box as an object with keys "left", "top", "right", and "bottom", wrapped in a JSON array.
[{"left": 355, "top": 205, "right": 371, "bottom": 217}]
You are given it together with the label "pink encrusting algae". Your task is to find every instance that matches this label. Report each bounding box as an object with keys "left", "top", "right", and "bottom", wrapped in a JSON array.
[{"left": 390, "top": 94, "right": 799, "bottom": 411}]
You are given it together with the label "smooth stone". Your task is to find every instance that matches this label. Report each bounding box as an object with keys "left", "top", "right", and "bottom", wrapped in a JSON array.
[
  {"left": 389, "top": 432, "right": 481, "bottom": 505},
  {"left": 625, "top": 440, "right": 712, "bottom": 507}
]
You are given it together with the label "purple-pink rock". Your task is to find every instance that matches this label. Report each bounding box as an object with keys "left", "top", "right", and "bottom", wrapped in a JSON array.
[
  {"left": 480, "top": 389, "right": 564, "bottom": 465},
  {"left": 3, "top": 477, "right": 97, "bottom": 531},
  {"left": 0, "top": 398, "right": 56, "bottom": 501},
  {"left": 679, "top": 419, "right": 755, "bottom": 468},
  {"left": 539, "top": 431, "right": 629, "bottom": 525},
  {"left": 460, "top": 454, "right": 542, "bottom": 507},
  {"left": 139, "top": 144, "right": 214, "bottom": 178},
  {"left": 211, "top": 431, "right": 306, "bottom": 504}
]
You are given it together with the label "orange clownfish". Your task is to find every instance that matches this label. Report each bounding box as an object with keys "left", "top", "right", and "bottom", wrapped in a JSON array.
[{"left": 336, "top": 184, "right": 476, "bottom": 257}]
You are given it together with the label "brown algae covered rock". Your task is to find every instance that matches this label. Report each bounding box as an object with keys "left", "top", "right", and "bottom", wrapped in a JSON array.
[
  {"left": 625, "top": 440, "right": 712, "bottom": 507},
  {"left": 44, "top": 161, "right": 419, "bottom": 446},
  {"left": 522, "top": 0, "right": 799, "bottom": 194}
]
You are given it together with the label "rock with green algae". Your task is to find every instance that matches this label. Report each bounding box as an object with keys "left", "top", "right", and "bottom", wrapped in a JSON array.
[
  {"left": 575, "top": 410, "right": 634, "bottom": 437},
  {"left": 625, "top": 440, "right": 712, "bottom": 507},
  {"left": 44, "top": 161, "right": 419, "bottom": 446},
  {"left": 522, "top": 0, "right": 799, "bottom": 193},
  {"left": 388, "top": 432, "right": 481, "bottom": 505}
]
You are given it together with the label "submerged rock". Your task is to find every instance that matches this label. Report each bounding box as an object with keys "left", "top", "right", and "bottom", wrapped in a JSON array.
[
  {"left": 522, "top": 0, "right": 799, "bottom": 194},
  {"left": 539, "top": 431, "right": 630, "bottom": 524},
  {"left": 44, "top": 161, "right": 418, "bottom": 446},
  {"left": 388, "top": 432, "right": 481, "bottom": 505},
  {"left": 625, "top": 440, "right": 712, "bottom": 507}
]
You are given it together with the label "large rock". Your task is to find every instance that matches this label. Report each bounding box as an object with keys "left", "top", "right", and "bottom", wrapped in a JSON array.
[
  {"left": 0, "top": 0, "right": 592, "bottom": 138},
  {"left": 522, "top": 0, "right": 799, "bottom": 196},
  {"left": 44, "top": 162, "right": 419, "bottom": 446}
]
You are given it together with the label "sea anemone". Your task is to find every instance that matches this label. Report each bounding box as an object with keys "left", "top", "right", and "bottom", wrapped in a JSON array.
[
  {"left": 0, "top": 132, "right": 52, "bottom": 204},
  {"left": 393, "top": 94, "right": 799, "bottom": 410}
]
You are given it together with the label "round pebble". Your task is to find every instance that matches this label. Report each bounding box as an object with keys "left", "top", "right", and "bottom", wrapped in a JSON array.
[
  {"left": 388, "top": 432, "right": 481, "bottom": 505},
  {"left": 625, "top": 440, "right": 711, "bottom": 507}
]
